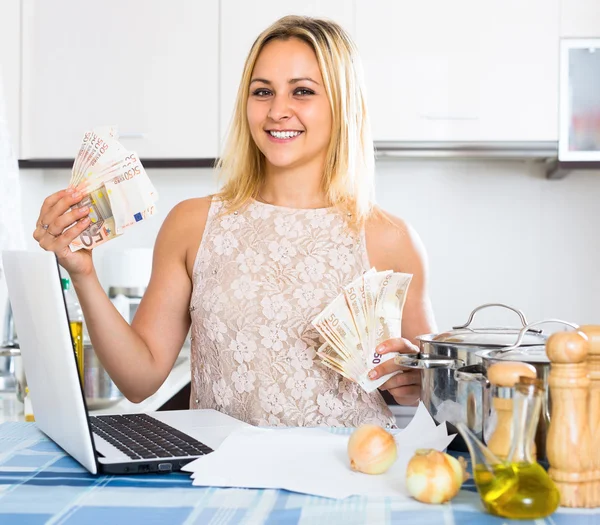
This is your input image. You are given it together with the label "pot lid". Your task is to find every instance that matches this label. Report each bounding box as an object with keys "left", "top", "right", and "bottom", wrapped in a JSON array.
[
  {"left": 477, "top": 345, "right": 549, "bottom": 364},
  {"left": 418, "top": 328, "right": 547, "bottom": 348}
]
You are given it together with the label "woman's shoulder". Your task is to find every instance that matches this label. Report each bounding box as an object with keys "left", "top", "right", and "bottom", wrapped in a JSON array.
[
  {"left": 364, "top": 206, "right": 428, "bottom": 273},
  {"left": 154, "top": 195, "right": 215, "bottom": 271},
  {"left": 165, "top": 195, "right": 213, "bottom": 231}
]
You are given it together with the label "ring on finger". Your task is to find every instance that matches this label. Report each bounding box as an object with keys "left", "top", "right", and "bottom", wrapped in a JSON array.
[
  {"left": 41, "top": 223, "right": 50, "bottom": 231},
  {"left": 45, "top": 229, "right": 61, "bottom": 238}
]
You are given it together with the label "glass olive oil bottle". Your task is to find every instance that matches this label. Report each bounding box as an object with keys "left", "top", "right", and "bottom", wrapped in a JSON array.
[
  {"left": 473, "top": 379, "right": 560, "bottom": 519},
  {"left": 62, "top": 278, "right": 84, "bottom": 385}
]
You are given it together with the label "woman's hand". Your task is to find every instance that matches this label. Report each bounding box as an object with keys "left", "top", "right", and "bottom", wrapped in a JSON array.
[
  {"left": 368, "top": 338, "right": 421, "bottom": 406},
  {"left": 32, "top": 188, "right": 94, "bottom": 278}
]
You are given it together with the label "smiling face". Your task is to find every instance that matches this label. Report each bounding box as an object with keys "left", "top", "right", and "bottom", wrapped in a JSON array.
[{"left": 246, "top": 37, "right": 333, "bottom": 176}]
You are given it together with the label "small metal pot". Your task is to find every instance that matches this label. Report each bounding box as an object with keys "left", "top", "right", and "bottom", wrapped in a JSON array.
[
  {"left": 83, "top": 343, "right": 124, "bottom": 409},
  {"left": 457, "top": 319, "right": 579, "bottom": 462},
  {"left": 398, "top": 303, "right": 547, "bottom": 450},
  {"left": 3, "top": 343, "right": 124, "bottom": 410},
  {"left": 471, "top": 347, "right": 550, "bottom": 460}
]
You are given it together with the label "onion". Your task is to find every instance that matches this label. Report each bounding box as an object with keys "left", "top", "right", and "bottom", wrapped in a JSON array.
[
  {"left": 347, "top": 424, "right": 397, "bottom": 474},
  {"left": 405, "top": 449, "right": 468, "bottom": 504}
]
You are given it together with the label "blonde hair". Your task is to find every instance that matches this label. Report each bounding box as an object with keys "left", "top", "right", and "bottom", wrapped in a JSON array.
[{"left": 216, "top": 15, "right": 376, "bottom": 229}]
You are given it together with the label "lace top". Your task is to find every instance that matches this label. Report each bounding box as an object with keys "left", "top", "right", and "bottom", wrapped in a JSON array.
[{"left": 189, "top": 198, "right": 396, "bottom": 428}]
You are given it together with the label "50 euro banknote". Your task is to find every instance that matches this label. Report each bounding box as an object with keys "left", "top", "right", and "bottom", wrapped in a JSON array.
[
  {"left": 69, "top": 156, "right": 158, "bottom": 252},
  {"left": 312, "top": 270, "right": 412, "bottom": 393},
  {"left": 71, "top": 126, "right": 123, "bottom": 187}
]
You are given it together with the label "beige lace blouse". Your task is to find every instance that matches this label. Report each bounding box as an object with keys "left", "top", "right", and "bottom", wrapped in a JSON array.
[{"left": 189, "top": 197, "right": 396, "bottom": 428}]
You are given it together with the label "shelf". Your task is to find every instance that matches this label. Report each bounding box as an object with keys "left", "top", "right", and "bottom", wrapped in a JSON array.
[
  {"left": 18, "top": 145, "right": 600, "bottom": 180},
  {"left": 18, "top": 159, "right": 217, "bottom": 169}
]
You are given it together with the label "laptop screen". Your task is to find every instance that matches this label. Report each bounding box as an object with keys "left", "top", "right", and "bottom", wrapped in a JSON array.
[{"left": 2, "top": 250, "right": 100, "bottom": 473}]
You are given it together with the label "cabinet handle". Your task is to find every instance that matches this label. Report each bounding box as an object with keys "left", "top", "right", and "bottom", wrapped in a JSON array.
[{"left": 119, "top": 132, "right": 146, "bottom": 139}]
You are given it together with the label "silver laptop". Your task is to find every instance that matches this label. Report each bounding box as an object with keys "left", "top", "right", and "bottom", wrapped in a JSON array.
[{"left": 2, "top": 250, "right": 249, "bottom": 475}]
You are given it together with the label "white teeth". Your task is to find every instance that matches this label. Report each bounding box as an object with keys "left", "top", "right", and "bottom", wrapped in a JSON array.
[{"left": 269, "top": 130, "right": 302, "bottom": 139}]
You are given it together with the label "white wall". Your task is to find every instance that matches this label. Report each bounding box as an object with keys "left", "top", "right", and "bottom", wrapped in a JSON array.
[
  {"left": 375, "top": 160, "right": 600, "bottom": 330},
  {"left": 16, "top": 159, "right": 600, "bottom": 333}
]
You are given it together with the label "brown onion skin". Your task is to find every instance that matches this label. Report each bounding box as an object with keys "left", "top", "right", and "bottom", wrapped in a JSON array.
[
  {"left": 405, "top": 449, "right": 465, "bottom": 504},
  {"left": 347, "top": 424, "right": 398, "bottom": 475}
]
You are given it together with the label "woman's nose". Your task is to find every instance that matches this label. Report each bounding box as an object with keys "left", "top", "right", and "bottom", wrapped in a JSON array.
[{"left": 268, "top": 94, "right": 291, "bottom": 121}]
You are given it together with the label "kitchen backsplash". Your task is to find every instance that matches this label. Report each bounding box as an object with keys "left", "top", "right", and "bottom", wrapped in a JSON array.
[{"left": 12, "top": 159, "right": 600, "bottom": 331}]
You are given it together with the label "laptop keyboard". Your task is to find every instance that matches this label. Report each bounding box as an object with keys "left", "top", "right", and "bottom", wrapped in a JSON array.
[{"left": 90, "top": 413, "right": 213, "bottom": 460}]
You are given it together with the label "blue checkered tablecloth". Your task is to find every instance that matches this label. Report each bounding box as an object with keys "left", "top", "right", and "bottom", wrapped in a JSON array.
[{"left": 1, "top": 422, "right": 599, "bottom": 524}]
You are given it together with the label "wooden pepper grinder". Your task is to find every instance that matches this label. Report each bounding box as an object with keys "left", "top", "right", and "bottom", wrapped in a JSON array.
[
  {"left": 580, "top": 325, "right": 600, "bottom": 507},
  {"left": 546, "top": 331, "right": 592, "bottom": 507},
  {"left": 486, "top": 361, "right": 537, "bottom": 460}
]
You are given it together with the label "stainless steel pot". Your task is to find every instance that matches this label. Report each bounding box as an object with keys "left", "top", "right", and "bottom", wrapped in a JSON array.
[
  {"left": 398, "top": 303, "right": 547, "bottom": 450},
  {"left": 468, "top": 347, "right": 550, "bottom": 460},
  {"left": 457, "top": 319, "right": 579, "bottom": 462},
  {"left": 83, "top": 343, "right": 124, "bottom": 409},
  {"left": 3, "top": 343, "right": 124, "bottom": 410}
]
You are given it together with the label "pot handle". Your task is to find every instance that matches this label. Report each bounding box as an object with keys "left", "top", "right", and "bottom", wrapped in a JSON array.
[
  {"left": 493, "top": 319, "right": 580, "bottom": 355},
  {"left": 454, "top": 364, "right": 490, "bottom": 387},
  {"left": 452, "top": 303, "right": 535, "bottom": 330}
]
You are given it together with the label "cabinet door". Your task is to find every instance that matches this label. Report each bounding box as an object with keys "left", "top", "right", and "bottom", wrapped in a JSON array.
[
  {"left": 561, "top": 0, "right": 600, "bottom": 37},
  {"left": 219, "top": 1, "right": 354, "bottom": 152},
  {"left": 0, "top": 0, "right": 21, "bottom": 156},
  {"left": 356, "top": 0, "right": 559, "bottom": 142},
  {"left": 21, "top": 0, "right": 218, "bottom": 159}
]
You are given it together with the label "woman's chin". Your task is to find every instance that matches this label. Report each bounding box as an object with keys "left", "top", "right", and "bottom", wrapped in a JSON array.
[{"left": 263, "top": 155, "right": 302, "bottom": 170}]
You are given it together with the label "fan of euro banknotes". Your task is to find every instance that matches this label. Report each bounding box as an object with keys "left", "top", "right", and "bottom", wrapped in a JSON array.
[
  {"left": 312, "top": 269, "right": 413, "bottom": 393},
  {"left": 68, "top": 126, "right": 158, "bottom": 251}
]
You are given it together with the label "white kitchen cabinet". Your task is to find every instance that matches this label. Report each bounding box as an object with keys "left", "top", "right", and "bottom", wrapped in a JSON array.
[
  {"left": 219, "top": 1, "right": 354, "bottom": 152},
  {"left": 356, "top": 0, "right": 559, "bottom": 142},
  {"left": 560, "top": 0, "right": 600, "bottom": 37},
  {"left": 0, "top": 0, "right": 21, "bottom": 156},
  {"left": 21, "top": 0, "right": 218, "bottom": 159}
]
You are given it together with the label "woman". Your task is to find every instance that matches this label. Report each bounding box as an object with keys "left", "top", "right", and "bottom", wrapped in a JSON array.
[{"left": 32, "top": 16, "right": 436, "bottom": 428}]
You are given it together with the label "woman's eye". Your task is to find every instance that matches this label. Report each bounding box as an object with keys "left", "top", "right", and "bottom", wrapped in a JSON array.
[
  {"left": 252, "top": 89, "right": 272, "bottom": 97},
  {"left": 295, "top": 88, "right": 314, "bottom": 96}
]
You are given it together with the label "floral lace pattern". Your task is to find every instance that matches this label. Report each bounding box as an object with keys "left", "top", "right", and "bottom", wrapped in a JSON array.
[{"left": 190, "top": 198, "right": 396, "bottom": 428}]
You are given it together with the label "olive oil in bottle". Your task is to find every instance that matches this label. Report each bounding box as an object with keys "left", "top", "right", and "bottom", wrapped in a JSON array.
[
  {"left": 474, "top": 462, "right": 560, "bottom": 519},
  {"left": 68, "top": 319, "right": 84, "bottom": 383},
  {"left": 24, "top": 387, "right": 35, "bottom": 422},
  {"left": 62, "top": 278, "right": 84, "bottom": 385},
  {"left": 459, "top": 378, "right": 560, "bottom": 520}
]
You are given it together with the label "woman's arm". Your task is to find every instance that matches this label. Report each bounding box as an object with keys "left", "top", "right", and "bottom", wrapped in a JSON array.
[
  {"left": 73, "top": 197, "right": 211, "bottom": 402},
  {"left": 395, "top": 220, "right": 437, "bottom": 342},
  {"left": 365, "top": 209, "right": 437, "bottom": 404}
]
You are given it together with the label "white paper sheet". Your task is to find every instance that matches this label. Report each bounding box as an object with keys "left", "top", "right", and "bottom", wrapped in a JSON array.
[{"left": 182, "top": 402, "right": 456, "bottom": 499}]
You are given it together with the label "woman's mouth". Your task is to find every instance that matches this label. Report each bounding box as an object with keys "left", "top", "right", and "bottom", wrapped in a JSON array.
[{"left": 266, "top": 130, "right": 304, "bottom": 143}]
